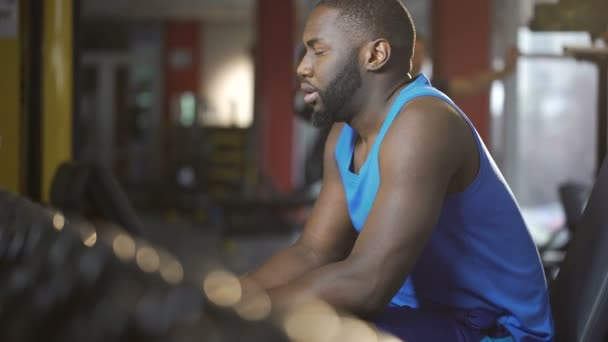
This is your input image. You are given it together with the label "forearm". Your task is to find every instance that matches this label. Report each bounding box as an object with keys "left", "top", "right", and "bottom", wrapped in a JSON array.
[
  {"left": 267, "top": 258, "right": 380, "bottom": 318},
  {"left": 245, "top": 242, "right": 326, "bottom": 290}
]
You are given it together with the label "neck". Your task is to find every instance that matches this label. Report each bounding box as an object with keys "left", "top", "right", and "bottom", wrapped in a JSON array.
[{"left": 347, "top": 73, "right": 413, "bottom": 141}]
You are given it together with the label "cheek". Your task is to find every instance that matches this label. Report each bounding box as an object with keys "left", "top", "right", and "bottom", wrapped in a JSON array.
[
  {"left": 315, "top": 70, "right": 338, "bottom": 93},
  {"left": 314, "top": 56, "right": 340, "bottom": 83}
]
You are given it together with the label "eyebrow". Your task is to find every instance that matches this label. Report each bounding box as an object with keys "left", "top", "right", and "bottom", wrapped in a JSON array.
[{"left": 305, "top": 38, "right": 324, "bottom": 48}]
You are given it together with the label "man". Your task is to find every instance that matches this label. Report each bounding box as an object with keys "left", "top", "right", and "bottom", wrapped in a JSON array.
[
  {"left": 411, "top": 35, "right": 519, "bottom": 97},
  {"left": 246, "top": 1, "right": 554, "bottom": 341}
]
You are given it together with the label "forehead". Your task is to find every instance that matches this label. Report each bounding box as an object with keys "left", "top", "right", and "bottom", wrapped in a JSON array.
[{"left": 303, "top": 6, "right": 349, "bottom": 45}]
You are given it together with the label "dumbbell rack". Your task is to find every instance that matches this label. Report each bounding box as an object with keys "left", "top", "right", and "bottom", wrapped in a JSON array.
[{"left": 0, "top": 190, "right": 289, "bottom": 342}]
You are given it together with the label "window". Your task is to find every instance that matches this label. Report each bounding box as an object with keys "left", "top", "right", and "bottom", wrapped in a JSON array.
[{"left": 511, "top": 28, "right": 597, "bottom": 207}]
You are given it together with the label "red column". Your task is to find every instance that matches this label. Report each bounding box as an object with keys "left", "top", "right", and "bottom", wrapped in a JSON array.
[
  {"left": 432, "top": 0, "right": 491, "bottom": 142},
  {"left": 163, "top": 21, "right": 201, "bottom": 121},
  {"left": 256, "top": 0, "right": 295, "bottom": 193}
]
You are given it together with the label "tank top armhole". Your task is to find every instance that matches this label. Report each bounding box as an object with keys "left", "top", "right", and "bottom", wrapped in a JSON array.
[{"left": 404, "top": 91, "right": 490, "bottom": 200}]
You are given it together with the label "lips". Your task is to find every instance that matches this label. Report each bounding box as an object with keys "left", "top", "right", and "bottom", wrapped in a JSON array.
[
  {"left": 301, "top": 83, "right": 319, "bottom": 105},
  {"left": 303, "top": 91, "right": 319, "bottom": 105}
]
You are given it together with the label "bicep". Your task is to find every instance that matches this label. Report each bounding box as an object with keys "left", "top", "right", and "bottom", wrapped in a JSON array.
[
  {"left": 349, "top": 103, "right": 464, "bottom": 302},
  {"left": 350, "top": 157, "right": 449, "bottom": 295}
]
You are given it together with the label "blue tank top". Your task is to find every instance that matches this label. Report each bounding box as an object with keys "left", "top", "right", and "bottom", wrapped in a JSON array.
[{"left": 335, "top": 75, "right": 554, "bottom": 341}]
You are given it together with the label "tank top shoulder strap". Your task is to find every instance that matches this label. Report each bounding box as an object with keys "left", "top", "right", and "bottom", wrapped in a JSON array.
[
  {"left": 336, "top": 74, "right": 486, "bottom": 168},
  {"left": 372, "top": 75, "right": 448, "bottom": 153}
]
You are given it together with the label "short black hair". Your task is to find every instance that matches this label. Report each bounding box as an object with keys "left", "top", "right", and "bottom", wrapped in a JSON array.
[{"left": 314, "top": 0, "right": 416, "bottom": 72}]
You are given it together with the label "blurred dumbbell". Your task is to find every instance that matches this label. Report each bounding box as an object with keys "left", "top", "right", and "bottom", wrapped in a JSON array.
[{"left": 0, "top": 190, "right": 290, "bottom": 342}]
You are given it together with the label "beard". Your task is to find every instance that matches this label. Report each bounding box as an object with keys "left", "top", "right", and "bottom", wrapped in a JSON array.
[{"left": 311, "top": 51, "right": 362, "bottom": 128}]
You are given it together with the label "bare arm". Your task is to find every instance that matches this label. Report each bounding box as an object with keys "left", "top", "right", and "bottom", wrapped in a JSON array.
[
  {"left": 449, "top": 47, "right": 519, "bottom": 98},
  {"left": 245, "top": 124, "right": 357, "bottom": 290},
  {"left": 267, "top": 98, "right": 473, "bottom": 317}
]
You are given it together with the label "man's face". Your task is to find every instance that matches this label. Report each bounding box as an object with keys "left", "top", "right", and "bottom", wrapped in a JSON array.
[
  {"left": 411, "top": 39, "right": 427, "bottom": 76},
  {"left": 297, "top": 6, "right": 362, "bottom": 128}
]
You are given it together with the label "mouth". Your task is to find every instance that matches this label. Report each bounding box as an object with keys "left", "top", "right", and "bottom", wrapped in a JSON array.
[
  {"left": 303, "top": 91, "right": 320, "bottom": 105},
  {"left": 300, "top": 83, "right": 320, "bottom": 105}
]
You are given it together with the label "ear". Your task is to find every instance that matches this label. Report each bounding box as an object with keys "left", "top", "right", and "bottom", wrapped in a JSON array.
[{"left": 362, "top": 39, "right": 391, "bottom": 71}]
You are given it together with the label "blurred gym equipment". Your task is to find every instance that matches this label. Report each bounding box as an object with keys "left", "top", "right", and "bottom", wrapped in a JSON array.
[
  {"left": 0, "top": 189, "right": 289, "bottom": 342},
  {"left": 50, "top": 161, "right": 144, "bottom": 237},
  {"left": 539, "top": 181, "right": 590, "bottom": 281},
  {"left": 529, "top": 0, "right": 608, "bottom": 174},
  {"left": 550, "top": 155, "right": 608, "bottom": 342},
  {"left": 529, "top": 0, "right": 607, "bottom": 41}
]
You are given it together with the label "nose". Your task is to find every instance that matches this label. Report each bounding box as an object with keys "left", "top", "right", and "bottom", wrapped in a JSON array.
[{"left": 297, "top": 54, "right": 312, "bottom": 79}]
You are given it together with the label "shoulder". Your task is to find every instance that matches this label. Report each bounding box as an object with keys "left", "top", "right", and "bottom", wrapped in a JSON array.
[
  {"left": 378, "top": 96, "right": 470, "bottom": 178},
  {"left": 386, "top": 96, "right": 469, "bottom": 145}
]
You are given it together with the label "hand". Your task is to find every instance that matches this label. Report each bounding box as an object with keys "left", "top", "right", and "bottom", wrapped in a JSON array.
[
  {"left": 233, "top": 278, "right": 275, "bottom": 321},
  {"left": 266, "top": 286, "right": 303, "bottom": 315}
]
